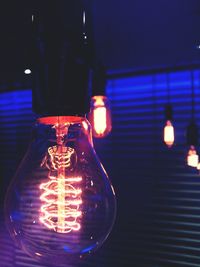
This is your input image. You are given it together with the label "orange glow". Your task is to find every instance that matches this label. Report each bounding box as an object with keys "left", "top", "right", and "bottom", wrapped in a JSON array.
[
  {"left": 94, "top": 106, "right": 107, "bottom": 135},
  {"left": 187, "top": 146, "right": 199, "bottom": 168},
  {"left": 48, "top": 146, "right": 75, "bottom": 170},
  {"left": 89, "top": 95, "right": 112, "bottom": 138},
  {"left": 37, "top": 116, "right": 83, "bottom": 125},
  {"left": 39, "top": 124, "right": 82, "bottom": 233},
  {"left": 39, "top": 176, "right": 82, "bottom": 233},
  {"left": 93, "top": 96, "right": 105, "bottom": 106},
  {"left": 164, "top": 120, "right": 174, "bottom": 147}
]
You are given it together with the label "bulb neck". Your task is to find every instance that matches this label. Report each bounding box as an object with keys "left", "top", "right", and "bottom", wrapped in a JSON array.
[
  {"left": 34, "top": 116, "right": 93, "bottom": 147},
  {"left": 91, "top": 64, "right": 106, "bottom": 96},
  {"left": 37, "top": 116, "right": 86, "bottom": 125},
  {"left": 186, "top": 121, "right": 198, "bottom": 146},
  {"left": 165, "top": 104, "right": 173, "bottom": 121}
]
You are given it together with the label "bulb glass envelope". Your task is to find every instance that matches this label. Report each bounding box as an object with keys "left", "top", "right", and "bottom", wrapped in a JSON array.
[
  {"left": 5, "top": 116, "right": 116, "bottom": 265},
  {"left": 187, "top": 145, "right": 199, "bottom": 168},
  {"left": 164, "top": 120, "right": 175, "bottom": 147},
  {"left": 88, "top": 96, "right": 112, "bottom": 138}
]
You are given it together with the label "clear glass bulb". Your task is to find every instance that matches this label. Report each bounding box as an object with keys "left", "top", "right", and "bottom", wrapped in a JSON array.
[
  {"left": 164, "top": 120, "right": 174, "bottom": 147},
  {"left": 187, "top": 145, "right": 199, "bottom": 167},
  {"left": 5, "top": 116, "right": 116, "bottom": 265},
  {"left": 88, "top": 96, "right": 112, "bottom": 138}
]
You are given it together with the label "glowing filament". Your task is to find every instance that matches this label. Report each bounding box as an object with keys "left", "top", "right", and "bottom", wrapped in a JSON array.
[
  {"left": 93, "top": 107, "right": 107, "bottom": 135},
  {"left": 40, "top": 176, "right": 82, "bottom": 233},
  {"left": 39, "top": 144, "right": 82, "bottom": 233},
  {"left": 48, "top": 146, "right": 75, "bottom": 170},
  {"left": 187, "top": 146, "right": 199, "bottom": 168},
  {"left": 164, "top": 120, "right": 174, "bottom": 147},
  {"left": 88, "top": 95, "right": 112, "bottom": 138}
]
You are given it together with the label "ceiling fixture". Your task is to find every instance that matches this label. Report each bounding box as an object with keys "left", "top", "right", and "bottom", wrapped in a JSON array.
[
  {"left": 5, "top": 1, "right": 116, "bottom": 265},
  {"left": 163, "top": 73, "right": 175, "bottom": 147}
]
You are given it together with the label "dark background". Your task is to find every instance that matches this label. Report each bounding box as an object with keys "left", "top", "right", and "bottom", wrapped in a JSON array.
[
  {"left": 1, "top": 1, "right": 200, "bottom": 267},
  {"left": 0, "top": 0, "right": 200, "bottom": 77}
]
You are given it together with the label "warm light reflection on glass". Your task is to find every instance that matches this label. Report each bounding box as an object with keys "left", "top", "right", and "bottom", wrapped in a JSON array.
[
  {"left": 89, "top": 96, "right": 112, "bottom": 138},
  {"left": 187, "top": 145, "right": 199, "bottom": 168},
  {"left": 164, "top": 120, "right": 174, "bottom": 147}
]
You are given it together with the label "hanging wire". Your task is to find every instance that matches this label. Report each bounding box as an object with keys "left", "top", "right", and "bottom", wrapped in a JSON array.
[
  {"left": 152, "top": 73, "right": 157, "bottom": 130},
  {"left": 186, "top": 70, "right": 198, "bottom": 147},
  {"left": 191, "top": 70, "right": 195, "bottom": 120},
  {"left": 152, "top": 74, "right": 158, "bottom": 160},
  {"left": 165, "top": 71, "right": 172, "bottom": 121},
  {"left": 166, "top": 72, "right": 171, "bottom": 104}
]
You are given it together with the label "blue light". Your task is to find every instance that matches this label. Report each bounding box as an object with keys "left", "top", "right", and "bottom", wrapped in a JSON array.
[
  {"left": 0, "top": 90, "right": 33, "bottom": 113},
  {"left": 81, "top": 244, "right": 96, "bottom": 253},
  {"left": 63, "top": 245, "right": 71, "bottom": 252},
  {"left": 0, "top": 90, "right": 32, "bottom": 105},
  {"left": 11, "top": 211, "right": 24, "bottom": 221}
]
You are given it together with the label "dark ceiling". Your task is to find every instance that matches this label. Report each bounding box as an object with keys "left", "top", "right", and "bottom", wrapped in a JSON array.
[
  {"left": 0, "top": 0, "right": 200, "bottom": 81},
  {"left": 93, "top": 0, "right": 200, "bottom": 71}
]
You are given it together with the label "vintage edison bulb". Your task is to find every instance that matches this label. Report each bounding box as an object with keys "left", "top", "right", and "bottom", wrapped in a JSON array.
[
  {"left": 164, "top": 120, "right": 174, "bottom": 147},
  {"left": 5, "top": 116, "right": 116, "bottom": 265},
  {"left": 187, "top": 145, "right": 199, "bottom": 168},
  {"left": 88, "top": 96, "right": 112, "bottom": 138}
]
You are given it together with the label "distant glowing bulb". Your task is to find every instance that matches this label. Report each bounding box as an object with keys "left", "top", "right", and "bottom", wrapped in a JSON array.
[
  {"left": 187, "top": 145, "right": 199, "bottom": 167},
  {"left": 94, "top": 106, "right": 107, "bottom": 135},
  {"left": 197, "top": 163, "right": 200, "bottom": 170},
  {"left": 24, "top": 69, "right": 31, "bottom": 74},
  {"left": 88, "top": 96, "right": 112, "bottom": 138},
  {"left": 164, "top": 120, "right": 174, "bottom": 147}
]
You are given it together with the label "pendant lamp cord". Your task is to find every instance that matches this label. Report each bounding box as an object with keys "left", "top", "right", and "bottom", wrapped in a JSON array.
[
  {"left": 166, "top": 72, "right": 171, "bottom": 104},
  {"left": 191, "top": 70, "right": 195, "bottom": 120}
]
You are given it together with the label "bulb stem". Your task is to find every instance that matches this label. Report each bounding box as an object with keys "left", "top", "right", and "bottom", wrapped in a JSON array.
[{"left": 56, "top": 124, "right": 68, "bottom": 233}]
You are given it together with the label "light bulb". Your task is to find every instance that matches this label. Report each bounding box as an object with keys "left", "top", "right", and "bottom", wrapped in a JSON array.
[
  {"left": 88, "top": 96, "right": 112, "bottom": 138},
  {"left": 197, "top": 162, "right": 200, "bottom": 170},
  {"left": 187, "top": 145, "right": 199, "bottom": 167},
  {"left": 5, "top": 116, "right": 116, "bottom": 265},
  {"left": 24, "top": 69, "right": 31, "bottom": 74},
  {"left": 164, "top": 120, "right": 174, "bottom": 147}
]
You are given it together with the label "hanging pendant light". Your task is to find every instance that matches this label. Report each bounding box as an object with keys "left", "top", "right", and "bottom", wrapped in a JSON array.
[
  {"left": 89, "top": 95, "right": 112, "bottom": 138},
  {"left": 4, "top": 1, "right": 116, "bottom": 265},
  {"left": 163, "top": 73, "right": 175, "bottom": 147},
  {"left": 186, "top": 70, "right": 199, "bottom": 168},
  {"left": 88, "top": 63, "right": 112, "bottom": 138},
  {"left": 186, "top": 123, "right": 199, "bottom": 167}
]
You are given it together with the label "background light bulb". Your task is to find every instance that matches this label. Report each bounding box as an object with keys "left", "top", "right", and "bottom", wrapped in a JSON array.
[
  {"left": 187, "top": 145, "right": 199, "bottom": 167},
  {"left": 197, "top": 162, "right": 200, "bottom": 171},
  {"left": 164, "top": 120, "right": 174, "bottom": 147},
  {"left": 5, "top": 116, "right": 116, "bottom": 265},
  {"left": 88, "top": 96, "right": 112, "bottom": 138}
]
